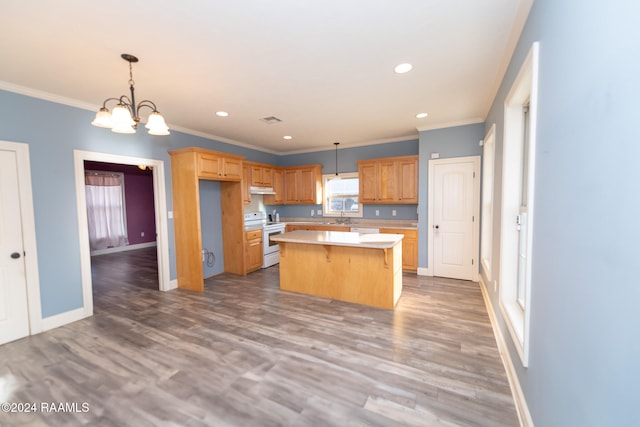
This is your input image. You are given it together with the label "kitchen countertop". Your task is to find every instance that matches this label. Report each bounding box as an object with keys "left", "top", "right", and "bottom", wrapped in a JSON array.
[
  {"left": 271, "top": 230, "right": 403, "bottom": 249},
  {"left": 279, "top": 217, "right": 417, "bottom": 230}
]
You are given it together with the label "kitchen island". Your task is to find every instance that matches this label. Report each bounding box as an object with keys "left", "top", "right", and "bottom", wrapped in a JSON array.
[{"left": 270, "top": 230, "right": 403, "bottom": 309}]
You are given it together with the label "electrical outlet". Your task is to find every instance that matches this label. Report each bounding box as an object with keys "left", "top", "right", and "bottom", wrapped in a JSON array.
[
  {"left": 317, "top": 209, "right": 322, "bottom": 216},
  {"left": 392, "top": 210, "right": 397, "bottom": 216},
  {"left": 202, "top": 249, "right": 206, "bottom": 262},
  {"left": 375, "top": 210, "right": 380, "bottom": 216},
  {"left": 141, "top": 232, "right": 144, "bottom": 237},
  {"left": 310, "top": 209, "right": 314, "bottom": 217}
]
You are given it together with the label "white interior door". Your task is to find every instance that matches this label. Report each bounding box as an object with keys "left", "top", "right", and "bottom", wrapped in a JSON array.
[
  {"left": 431, "top": 158, "right": 478, "bottom": 280},
  {"left": 0, "top": 149, "right": 30, "bottom": 345}
]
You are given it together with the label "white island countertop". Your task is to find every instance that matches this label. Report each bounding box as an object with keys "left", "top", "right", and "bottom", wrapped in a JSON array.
[{"left": 271, "top": 230, "right": 403, "bottom": 249}]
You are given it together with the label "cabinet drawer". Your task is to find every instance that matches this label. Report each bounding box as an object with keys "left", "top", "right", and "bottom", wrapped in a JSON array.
[
  {"left": 246, "top": 229, "right": 262, "bottom": 241},
  {"left": 380, "top": 228, "right": 417, "bottom": 239}
]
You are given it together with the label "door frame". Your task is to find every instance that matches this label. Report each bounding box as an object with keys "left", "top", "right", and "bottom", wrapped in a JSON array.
[
  {"left": 73, "top": 150, "right": 173, "bottom": 318},
  {"left": 0, "top": 140, "right": 43, "bottom": 335},
  {"left": 427, "top": 156, "right": 481, "bottom": 281}
]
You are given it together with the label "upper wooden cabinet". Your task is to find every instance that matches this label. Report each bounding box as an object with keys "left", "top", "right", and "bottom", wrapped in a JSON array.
[
  {"left": 358, "top": 155, "right": 418, "bottom": 204},
  {"left": 242, "top": 164, "right": 252, "bottom": 204},
  {"left": 284, "top": 165, "right": 322, "bottom": 204},
  {"left": 195, "top": 149, "right": 243, "bottom": 181},
  {"left": 247, "top": 163, "right": 320, "bottom": 205},
  {"left": 264, "top": 168, "right": 284, "bottom": 205},
  {"left": 250, "top": 164, "right": 274, "bottom": 187}
]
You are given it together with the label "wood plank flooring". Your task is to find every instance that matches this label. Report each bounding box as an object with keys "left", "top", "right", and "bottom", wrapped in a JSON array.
[{"left": 0, "top": 247, "right": 518, "bottom": 426}]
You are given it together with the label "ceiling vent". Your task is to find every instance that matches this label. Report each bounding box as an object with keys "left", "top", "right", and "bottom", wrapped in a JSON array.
[{"left": 260, "top": 116, "right": 282, "bottom": 124}]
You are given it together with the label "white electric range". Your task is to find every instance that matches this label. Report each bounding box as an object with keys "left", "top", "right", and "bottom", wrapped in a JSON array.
[{"left": 244, "top": 211, "right": 286, "bottom": 268}]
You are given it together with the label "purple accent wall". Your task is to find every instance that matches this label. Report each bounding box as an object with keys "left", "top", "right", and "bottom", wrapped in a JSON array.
[{"left": 84, "top": 161, "right": 156, "bottom": 245}]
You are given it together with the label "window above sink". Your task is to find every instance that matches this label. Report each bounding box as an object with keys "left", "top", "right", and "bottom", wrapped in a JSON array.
[{"left": 322, "top": 173, "right": 363, "bottom": 218}]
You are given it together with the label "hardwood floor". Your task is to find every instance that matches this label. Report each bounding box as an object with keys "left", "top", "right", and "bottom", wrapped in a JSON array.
[{"left": 0, "top": 247, "right": 518, "bottom": 426}]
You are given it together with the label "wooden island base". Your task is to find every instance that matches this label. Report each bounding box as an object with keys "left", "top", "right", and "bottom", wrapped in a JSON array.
[{"left": 277, "top": 239, "right": 403, "bottom": 309}]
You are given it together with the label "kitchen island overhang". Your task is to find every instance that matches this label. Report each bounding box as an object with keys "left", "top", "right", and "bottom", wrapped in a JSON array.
[{"left": 270, "top": 230, "right": 404, "bottom": 309}]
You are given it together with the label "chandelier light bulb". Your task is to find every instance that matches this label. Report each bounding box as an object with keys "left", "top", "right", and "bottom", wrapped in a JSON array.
[
  {"left": 91, "top": 107, "right": 113, "bottom": 128},
  {"left": 145, "top": 111, "right": 170, "bottom": 135}
]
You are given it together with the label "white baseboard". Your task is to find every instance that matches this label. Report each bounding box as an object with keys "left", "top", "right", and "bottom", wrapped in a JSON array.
[
  {"left": 40, "top": 307, "right": 90, "bottom": 332},
  {"left": 479, "top": 277, "right": 534, "bottom": 427},
  {"left": 417, "top": 267, "right": 431, "bottom": 276},
  {"left": 164, "top": 279, "right": 178, "bottom": 291},
  {"left": 91, "top": 241, "right": 157, "bottom": 256}
]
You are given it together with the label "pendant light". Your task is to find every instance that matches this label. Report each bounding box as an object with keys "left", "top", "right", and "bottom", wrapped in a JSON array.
[
  {"left": 334, "top": 142, "right": 340, "bottom": 176},
  {"left": 91, "top": 54, "right": 169, "bottom": 135}
]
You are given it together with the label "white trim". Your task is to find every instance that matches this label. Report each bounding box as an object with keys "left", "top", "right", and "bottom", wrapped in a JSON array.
[
  {"left": 74, "top": 150, "right": 172, "bottom": 321},
  {"left": 427, "top": 156, "right": 481, "bottom": 281},
  {"left": 498, "top": 42, "right": 539, "bottom": 367},
  {"left": 0, "top": 80, "right": 98, "bottom": 112},
  {"left": 322, "top": 172, "right": 363, "bottom": 218},
  {"left": 90, "top": 241, "right": 157, "bottom": 256},
  {"left": 0, "top": 140, "right": 43, "bottom": 335},
  {"left": 479, "top": 277, "right": 535, "bottom": 427},
  {"left": 416, "top": 117, "right": 484, "bottom": 132},
  {"left": 41, "top": 307, "right": 89, "bottom": 332},
  {"left": 167, "top": 279, "right": 178, "bottom": 291},
  {"left": 417, "top": 267, "right": 432, "bottom": 276},
  {"left": 480, "top": 123, "right": 497, "bottom": 281},
  {"left": 0, "top": 80, "right": 418, "bottom": 156}
]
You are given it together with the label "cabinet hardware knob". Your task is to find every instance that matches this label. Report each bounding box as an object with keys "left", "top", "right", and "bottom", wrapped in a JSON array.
[{"left": 11, "top": 252, "right": 21, "bottom": 259}]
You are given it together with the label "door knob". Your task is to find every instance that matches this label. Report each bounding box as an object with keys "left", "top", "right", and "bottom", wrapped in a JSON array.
[
  {"left": 434, "top": 225, "right": 439, "bottom": 229},
  {"left": 10, "top": 252, "right": 21, "bottom": 259}
]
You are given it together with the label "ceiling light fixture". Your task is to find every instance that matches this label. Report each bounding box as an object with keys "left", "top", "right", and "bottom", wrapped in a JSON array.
[
  {"left": 216, "top": 111, "right": 229, "bottom": 117},
  {"left": 91, "top": 54, "right": 169, "bottom": 135},
  {"left": 283, "top": 135, "right": 292, "bottom": 140},
  {"left": 394, "top": 63, "right": 413, "bottom": 74},
  {"left": 416, "top": 112, "right": 428, "bottom": 118}
]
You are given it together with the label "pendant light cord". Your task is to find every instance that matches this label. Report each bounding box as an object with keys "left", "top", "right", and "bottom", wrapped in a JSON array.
[{"left": 334, "top": 142, "right": 340, "bottom": 175}]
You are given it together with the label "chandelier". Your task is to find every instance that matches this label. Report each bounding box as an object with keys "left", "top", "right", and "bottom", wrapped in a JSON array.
[{"left": 91, "top": 54, "right": 169, "bottom": 135}]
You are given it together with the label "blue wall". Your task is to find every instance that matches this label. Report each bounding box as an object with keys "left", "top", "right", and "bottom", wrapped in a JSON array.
[
  {"left": 483, "top": 0, "right": 640, "bottom": 425},
  {"left": 199, "top": 180, "right": 224, "bottom": 277}
]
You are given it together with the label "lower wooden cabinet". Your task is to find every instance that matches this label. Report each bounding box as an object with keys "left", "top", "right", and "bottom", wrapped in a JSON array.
[
  {"left": 245, "top": 229, "right": 263, "bottom": 273},
  {"left": 380, "top": 228, "right": 418, "bottom": 271}
]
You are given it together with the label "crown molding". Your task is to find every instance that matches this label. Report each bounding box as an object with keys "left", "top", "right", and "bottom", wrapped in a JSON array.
[{"left": 416, "top": 117, "right": 484, "bottom": 133}]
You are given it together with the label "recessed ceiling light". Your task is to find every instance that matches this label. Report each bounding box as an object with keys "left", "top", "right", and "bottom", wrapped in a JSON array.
[
  {"left": 416, "top": 113, "right": 428, "bottom": 119},
  {"left": 215, "top": 111, "right": 229, "bottom": 117},
  {"left": 394, "top": 63, "right": 413, "bottom": 74},
  {"left": 283, "top": 135, "right": 292, "bottom": 140}
]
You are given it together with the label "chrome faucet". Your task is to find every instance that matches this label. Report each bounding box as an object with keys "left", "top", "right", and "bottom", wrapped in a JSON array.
[{"left": 338, "top": 211, "right": 352, "bottom": 225}]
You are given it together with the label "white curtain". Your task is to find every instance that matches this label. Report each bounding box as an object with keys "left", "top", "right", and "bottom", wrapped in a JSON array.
[{"left": 85, "top": 172, "right": 129, "bottom": 251}]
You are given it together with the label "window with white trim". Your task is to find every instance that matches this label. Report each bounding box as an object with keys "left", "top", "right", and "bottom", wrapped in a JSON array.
[
  {"left": 499, "top": 42, "right": 539, "bottom": 367},
  {"left": 481, "top": 124, "right": 496, "bottom": 280},
  {"left": 322, "top": 173, "right": 362, "bottom": 217}
]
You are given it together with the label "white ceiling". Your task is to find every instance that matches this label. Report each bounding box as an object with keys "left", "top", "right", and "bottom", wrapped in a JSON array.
[{"left": 0, "top": 0, "right": 531, "bottom": 154}]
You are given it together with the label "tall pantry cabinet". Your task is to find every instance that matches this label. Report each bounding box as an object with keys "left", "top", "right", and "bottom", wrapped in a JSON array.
[{"left": 169, "top": 147, "right": 245, "bottom": 292}]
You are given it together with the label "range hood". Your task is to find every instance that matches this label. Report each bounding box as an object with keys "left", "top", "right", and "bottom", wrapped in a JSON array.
[{"left": 249, "top": 186, "right": 276, "bottom": 195}]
